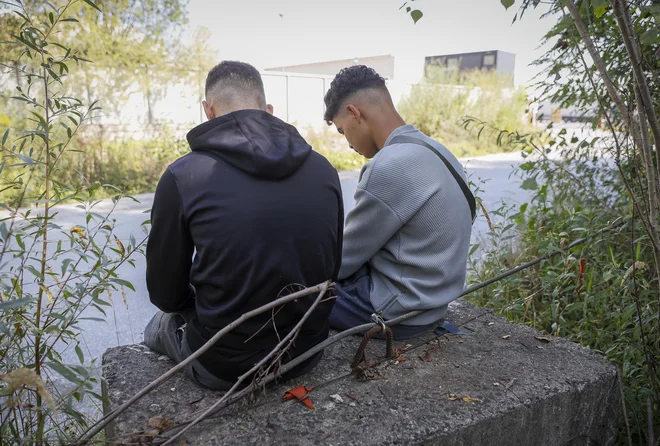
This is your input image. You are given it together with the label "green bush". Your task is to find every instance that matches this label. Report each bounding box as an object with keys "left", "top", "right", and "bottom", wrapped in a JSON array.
[
  {"left": 468, "top": 128, "right": 659, "bottom": 445},
  {"left": 0, "top": 1, "right": 146, "bottom": 442},
  {"left": 398, "top": 68, "right": 534, "bottom": 157}
]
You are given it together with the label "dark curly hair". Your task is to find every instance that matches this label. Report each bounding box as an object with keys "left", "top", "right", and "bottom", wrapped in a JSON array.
[
  {"left": 323, "top": 65, "right": 387, "bottom": 124},
  {"left": 205, "top": 61, "right": 266, "bottom": 106}
]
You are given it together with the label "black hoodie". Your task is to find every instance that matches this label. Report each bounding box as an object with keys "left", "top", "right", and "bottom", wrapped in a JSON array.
[{"left": 146, "top": 109, "right": 343, "bottom": 382}]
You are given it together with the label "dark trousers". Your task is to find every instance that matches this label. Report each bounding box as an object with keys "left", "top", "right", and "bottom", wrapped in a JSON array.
[
  {"left": 328, "top": 265, "right": 437, "bottom": 340},
  {"left": 144, "top": 308, "right": 323, "bottom": 391}
]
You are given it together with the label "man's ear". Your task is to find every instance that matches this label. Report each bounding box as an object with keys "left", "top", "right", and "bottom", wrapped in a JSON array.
[
  {"left": 346, "top": 104, "right": 361, "bottom": 123},
  {"left": 266, "top": 103, "right": 274, "bottom": 115},
  {"left": 202, "top": 100, "right": 215, "bottom": 121}
]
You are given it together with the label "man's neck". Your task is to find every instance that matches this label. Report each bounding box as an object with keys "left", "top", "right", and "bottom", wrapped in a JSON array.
[{"left": 374, "top": 112, "right": 407, "bottom": 150}]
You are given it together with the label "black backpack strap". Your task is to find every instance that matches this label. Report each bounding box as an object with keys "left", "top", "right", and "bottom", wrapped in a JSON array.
[{"left": 389, "top": 135, "right": 476, "bottom": 223}]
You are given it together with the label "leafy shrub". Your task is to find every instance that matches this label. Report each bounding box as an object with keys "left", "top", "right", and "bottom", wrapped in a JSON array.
[
  {"left": 0, "top": 2, "right": 145, "bottom": 443},
  {"left": 468, "top": 126, "right": 659, "bottom": 445},
  {"left": 398, "top": 68, "right": 534, "bottom": 157}
]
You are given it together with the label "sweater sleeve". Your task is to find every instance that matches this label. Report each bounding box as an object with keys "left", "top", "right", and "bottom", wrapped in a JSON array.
[
  {"left": 338, "top": 186, "right": 404, "bottom": 279},
  {"left": 146, "top": 168, "right": 195, "bottom": 313}
]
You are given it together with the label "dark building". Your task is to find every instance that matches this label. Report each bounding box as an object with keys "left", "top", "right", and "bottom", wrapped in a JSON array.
[{"left": 425, "top": 50, "right": 515, "bottom": 83}]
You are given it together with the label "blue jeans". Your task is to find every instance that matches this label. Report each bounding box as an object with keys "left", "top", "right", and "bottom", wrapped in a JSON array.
[{"left": 328, "top": 265, "right": 437, "bottom": 340}]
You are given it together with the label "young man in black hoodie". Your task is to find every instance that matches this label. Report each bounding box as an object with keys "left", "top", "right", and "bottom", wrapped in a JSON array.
[{"left": 144, "top": 61, "right": 343, "bottom": 390}]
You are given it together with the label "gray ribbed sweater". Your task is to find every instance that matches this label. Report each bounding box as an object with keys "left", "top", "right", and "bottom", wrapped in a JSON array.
[{"left": 339, "top": 124, "right": 473, "bottom": 326}]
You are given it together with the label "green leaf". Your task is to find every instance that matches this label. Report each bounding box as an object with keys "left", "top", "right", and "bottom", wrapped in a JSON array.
[
  {"left": 520, "top": 161, "right": 535, "bottom": 171},
  {"left": 79, "top": 317, "right": 105, "bottom": 322},
  {"left": 47, "top": 362, "right": 81, "bottom": 384},
  {"left": 410, "top": 9, "right": 423, "bottom": 23},
  {"left": 61, "top": 258, "right": 74, "bottom": 276},
  {"left": 15, "top": 234, "right": 25, "bottom": 250},
  {"left": 0, "top": 296, "right": 36, "bottom": 311},
  {"left": 1, "top": 129, "right": 8, "bottom": 146},
  {"left": 109, "top": 278, "right": 135, "bottom": 292},
  {"left": 75, "top": 344, "right": 84, "bottom": 364},
  {"left": 594, "top": 5, "right": 608, "bottom": 18},
  {"left": 521, "top": 178, "right": 538, "bottom": 190},
  {"left": 82, "top": 0, "right": 102, "bottom": 12},
  {"left": 641, "top": 28, "right": 659, "bottom": 46},
  {"left": 591, "top": 0, "right": 607, "bottom": 7},
  {"left": 25, "top": 264, "right": 43, "bottom": 280},
  {"left": 0, "top": 387, "right": 15, "bottom": 397},
  {"left": 501, "top": 0, "right": 515, "bottom": 10}
]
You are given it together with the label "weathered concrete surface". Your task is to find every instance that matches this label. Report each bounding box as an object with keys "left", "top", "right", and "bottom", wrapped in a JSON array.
[{"left": 102, "top": 301, "right": 620, "bottom": 445}]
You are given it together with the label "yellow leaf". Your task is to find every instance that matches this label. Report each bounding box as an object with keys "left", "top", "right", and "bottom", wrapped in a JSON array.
[
  {"left": 115, "top": 237, "right": 126, "bottom": 257},
  {"left": 69, "top": 226, "right": 86, "bottom": 239},
  {"left": 40, "top": 285, "right": 54, "bottom": 304},
  {"left": 462, "top": 396, "right": 481, "bottom": 403}
]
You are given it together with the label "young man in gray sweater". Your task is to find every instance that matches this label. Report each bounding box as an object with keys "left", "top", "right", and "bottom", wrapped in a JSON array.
[{"left": 324, "top": 65, "right": 474, "bottom": 339}]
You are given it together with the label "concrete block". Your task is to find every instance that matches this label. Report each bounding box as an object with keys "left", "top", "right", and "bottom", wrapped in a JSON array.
[{"left": 102, "top": 300, "right": 620, "bottom": 445}]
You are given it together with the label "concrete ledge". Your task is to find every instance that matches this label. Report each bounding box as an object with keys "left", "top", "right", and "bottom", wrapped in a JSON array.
[{"left": 102, "top": 301, "right": 620, "bottom": 445}]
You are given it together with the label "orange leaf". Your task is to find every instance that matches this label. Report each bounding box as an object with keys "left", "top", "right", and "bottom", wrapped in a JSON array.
[{"left": 282, "top": 385, "right": 316, "bottom": 410}]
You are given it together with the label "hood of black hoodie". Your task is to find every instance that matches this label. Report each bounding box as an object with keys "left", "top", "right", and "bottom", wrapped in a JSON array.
[{"left": 186, "top": 109, "right": 312, "bottom": 180}]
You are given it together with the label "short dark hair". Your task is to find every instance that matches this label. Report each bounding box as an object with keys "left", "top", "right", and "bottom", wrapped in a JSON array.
[
  {"left": 323, "top": 65, "right": 387, "bottom": 124},
  {"left": 205, "top": 61, "right": 266, "bottom": 107}
]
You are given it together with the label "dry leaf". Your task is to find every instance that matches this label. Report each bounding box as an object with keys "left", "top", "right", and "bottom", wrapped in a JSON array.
[
  {"left": 393, "top": 345, "right": 411, "bottom": 356},
  {"left": 0, "top": 368, "right": 55, "bottom": 413},
  {"left": 502, "top": 335, "right": 511, "bottom": 340},
  {"left": 69, "top": 226, "right": 86, "bottom": 239},
  {"left": 148, "top": 416, "right": 174, "bottom": 431},
  {"left": 115, "top": 236, "right": 126, "bottom": 257},
  {"left": 534, "top": 336, "right": 551, "bottom": 343},
  {"left": 282, "top": 385, "right": 316, "bottom": 410},
  {"left": 40, "top": 285, "right": 54, "bottom": 304},
  {"left": 462, "top": 396, "right": 481, "bottom": 403},
  {"left": 419, "top": 352, "right": 432, "bottom": 362},
  {"left": 447, "top": 396, "right": 459, "bottom": 401}
]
